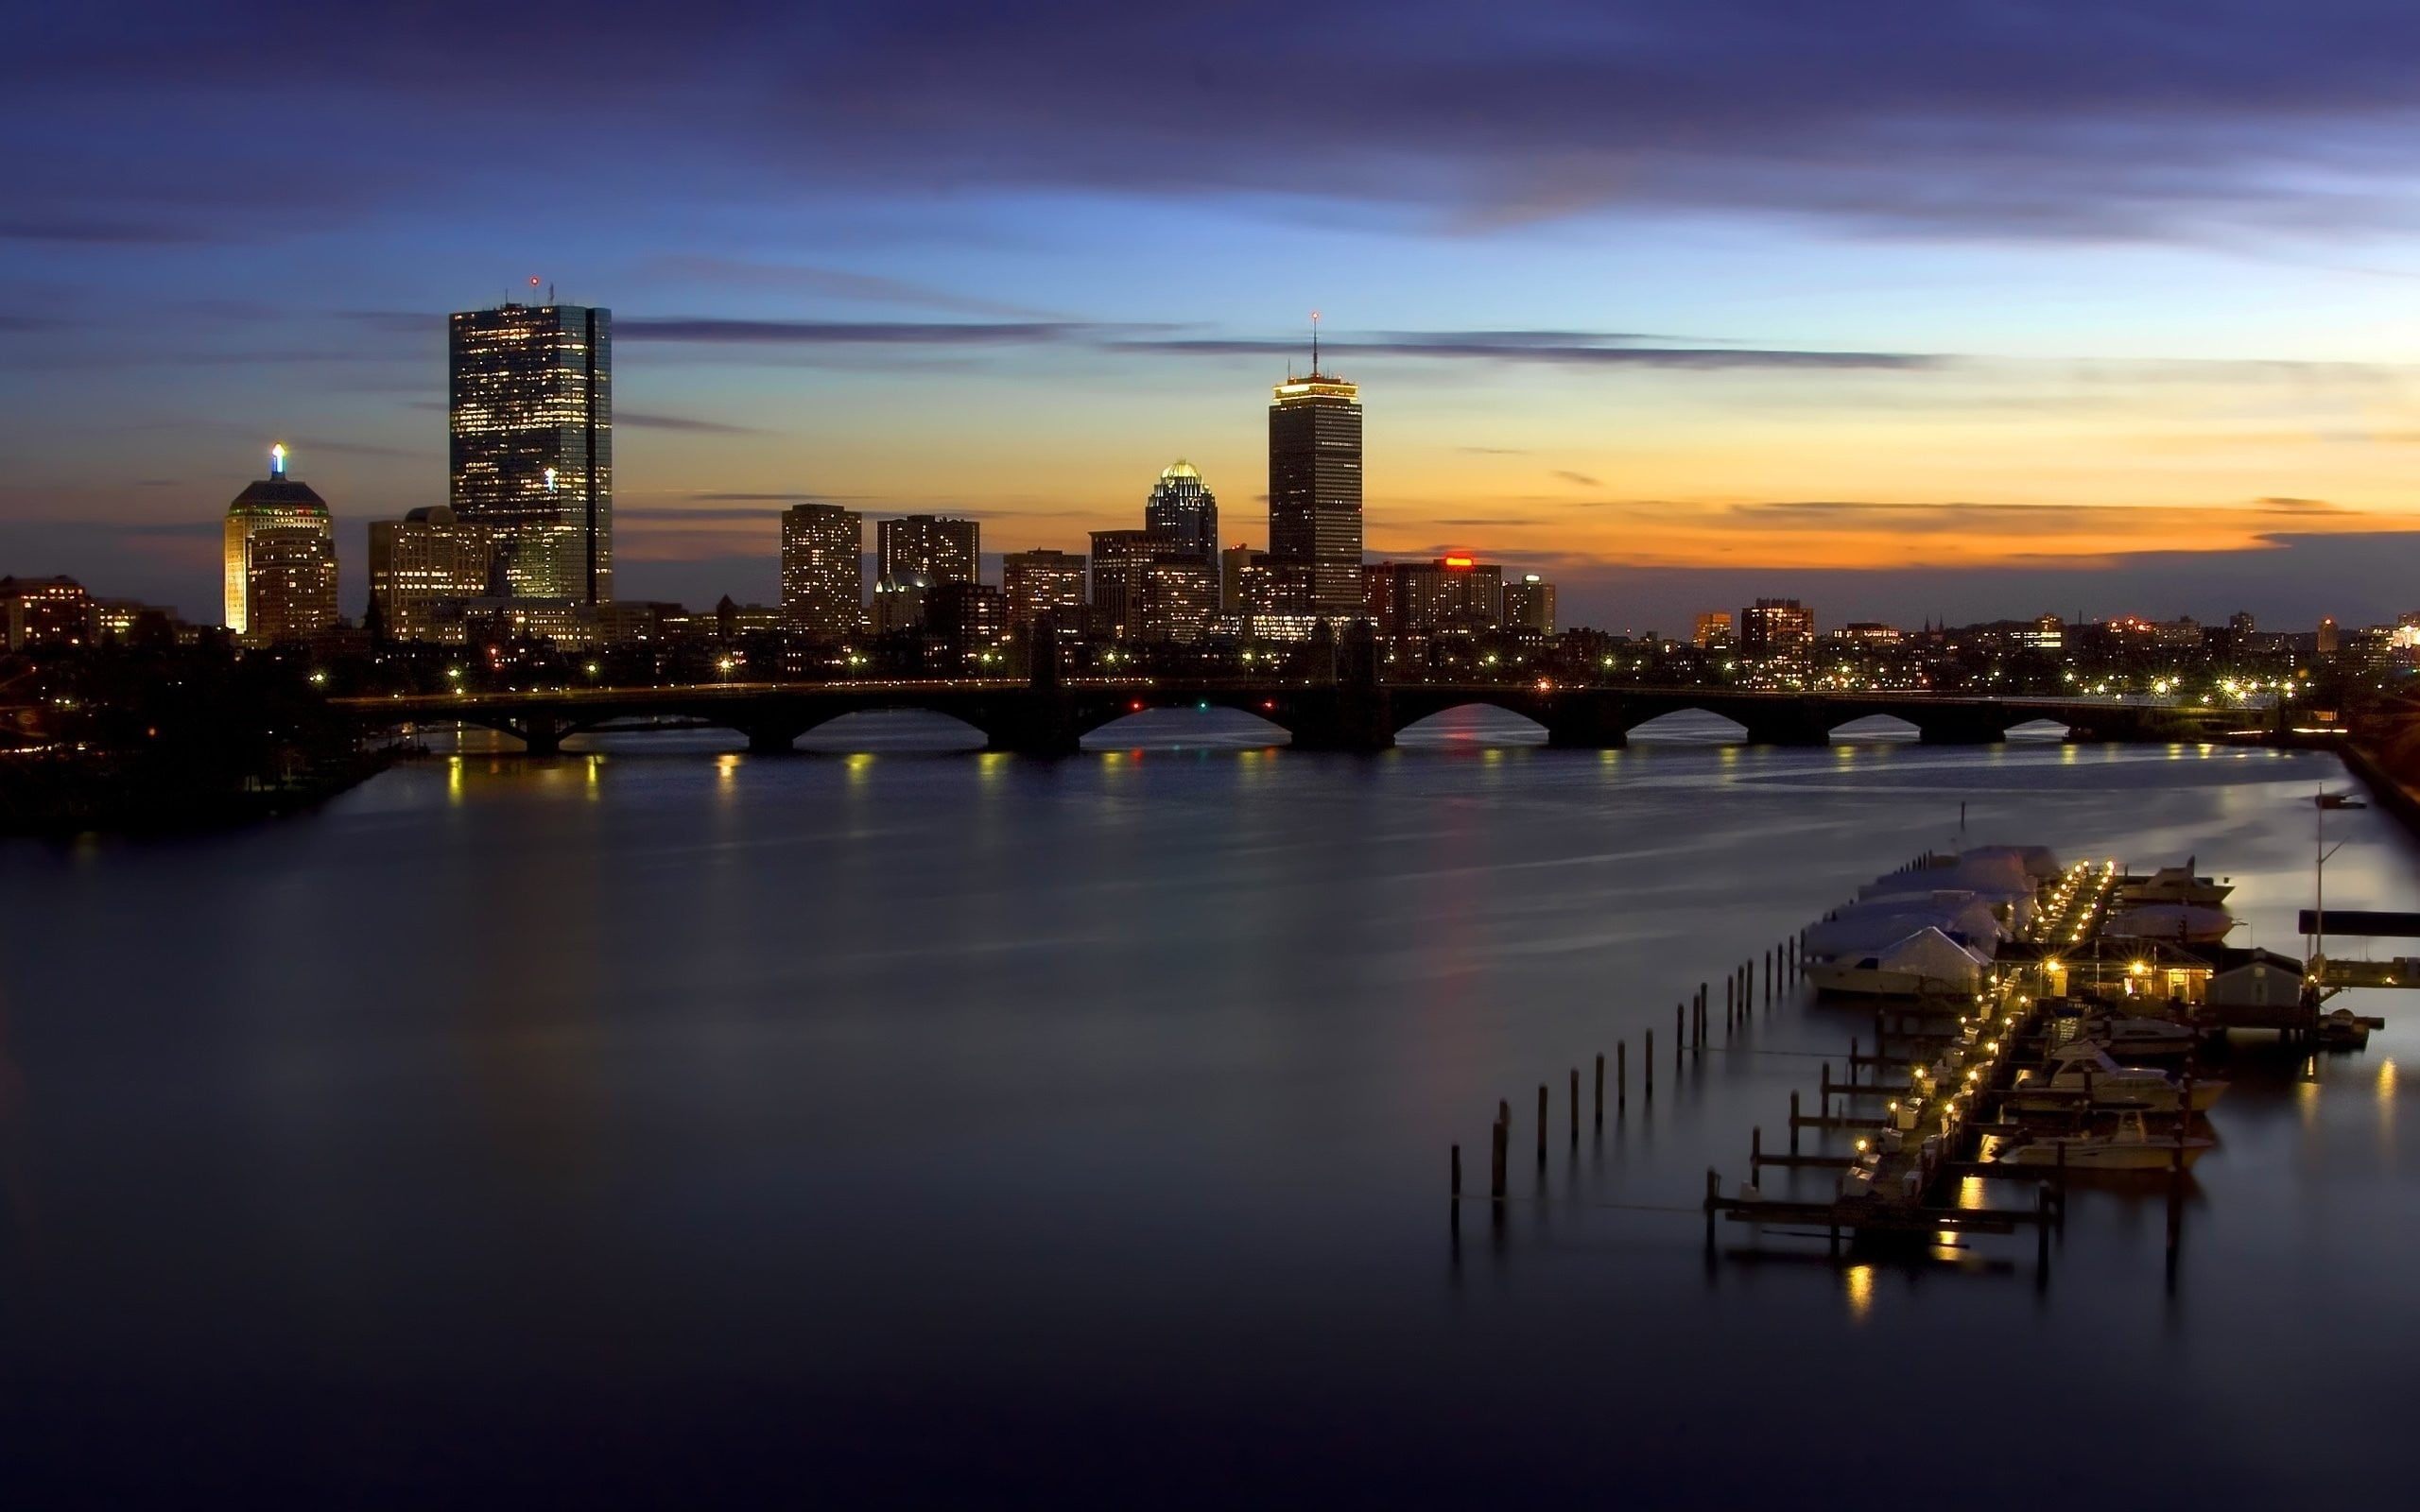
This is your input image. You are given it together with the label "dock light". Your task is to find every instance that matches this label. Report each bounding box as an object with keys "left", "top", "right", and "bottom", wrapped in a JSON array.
[{"left": 1855, "top": 1139, "right": 1869, "bottom": 1153}]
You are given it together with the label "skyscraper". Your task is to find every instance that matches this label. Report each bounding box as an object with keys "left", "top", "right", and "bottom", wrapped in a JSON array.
[
  {"left": 369, "top": 507, "right": 493, "bottom": 642},
  {"left": 1001, "top": 549, "right": 1087, "bottom": 632},
  {"left": 1088, "top": 528, "right": 1157, "bottom": 641},
  {"left": 224, "top": 444, "right": 337, "bottom": 644},
  {"left": 781, "top": 504, "right": 865, "bottom": 642},
  {"left": 1268, "top": 331, "right": 1363, "bottom": 617},
  {"left": 1143, "top": 461, "right": 1218, "bottom": 567},
  {"left": 1738, "top": 598, "right": 1815, "bottom": 658},
  {"left": 1503, "top": 574, "right": 1557, "bottom": 634},
  {"left": 876, "top": 515, "right": 980, "bottom": 587},
  {"left": 448, "top": 301, "right": 613, "bottom": 604}
]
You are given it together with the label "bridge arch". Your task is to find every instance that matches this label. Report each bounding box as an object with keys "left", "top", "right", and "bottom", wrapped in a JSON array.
[
  {"left": 1392, "top": 701, "right": 1550, "bottom": 747},
  {"left": 792, "top": 707, "right": 992, "bottom": 753},
  {"left": 1623, "top": 706, "right": 1750, "bottom": 744},
  {"left": 1826, "top": 713, "right": 1924, "bottom": 744},
  {"left": 1077, "top": 704, "right": 1292, "bottom": 750},
  {"left": 2006, "top": 717, "right": 2072, "bottom": 741}
]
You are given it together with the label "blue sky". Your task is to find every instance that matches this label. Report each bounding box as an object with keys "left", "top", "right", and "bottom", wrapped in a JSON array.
[{"left": 6, "top": 1, "right": 2420, "bottom": 630}]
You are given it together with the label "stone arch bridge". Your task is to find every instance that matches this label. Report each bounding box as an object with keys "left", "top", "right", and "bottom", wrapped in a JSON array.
[{"left": 338, "top": 678, "right": 2231, "bottom": 757}]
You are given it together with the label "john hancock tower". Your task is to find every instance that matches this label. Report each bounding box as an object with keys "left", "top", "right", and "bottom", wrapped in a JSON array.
[
  {"left": 1267, "top": 320, "right": 1362, "bottom": 617},
  {"left": 447, "top": 300, "right": 613, "bottom": 604}
]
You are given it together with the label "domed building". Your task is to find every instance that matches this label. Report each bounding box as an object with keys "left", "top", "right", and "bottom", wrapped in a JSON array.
[
  {"left": 1143, "top": 459, "right": 1217, "bottom": 565},
  {"left": 223, "top": 444, "right": 337, "bottom": 644}
]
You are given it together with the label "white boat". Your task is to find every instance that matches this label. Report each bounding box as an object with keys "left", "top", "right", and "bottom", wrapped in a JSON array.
[
  {"left": 2120, "top": 861, "right": 2232, "bottom": 907},
  {"left": 1805, "top": 925, "right": 1989, "bottom": 1000},
  {"left": 1989, "top": 1115, "right": 2213, "bottom": 1172},
  {"left": 2078, "top": 1016, "right": 2202, "bottom": 1058},
  {"left": 2003, "top": 1044, "right": 2225, "bottom": 1113}
]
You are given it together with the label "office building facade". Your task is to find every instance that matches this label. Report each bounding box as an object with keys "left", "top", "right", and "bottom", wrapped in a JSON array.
[
  {"left": 781, "top": 504, "right": 865, "bottom": 642},
  {"left": 1002, "top": 549, "right": 1087, "bottom": 633},
  {"left": 369, "top": 507, "right": 494, "bottom": 642},
  {"left": 1503, "top": 574, "right": 1556, "bottom": 634},
  {"left": 224, "top": 447, "right": 337, "bottom": 644},
  {"left": 875, "top": 515, "right": 979, "bottom": 587},
  {"left": 1088, "top": 528, "right": 1158, "bottom": 641},
  {"left": 1268, "top": 355, "right": 1363, "bottom": 617},
  {"left": 448, "top": 301, "right": 613, "bottom": 604},
  {"left": 1738, "top": 598, "right": 1816, "bottom": 658},
  {"left": 0, "top": 576, "right": 91, "bottom": 650},
  {"left": 1143, "top": 461, "right": 1219, "bottom": 568},
  {"left": 1365, "top": 558, "right": 1502, "bottom": 636}
]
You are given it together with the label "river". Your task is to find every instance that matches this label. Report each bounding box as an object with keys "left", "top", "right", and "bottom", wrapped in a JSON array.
[{"left": 0, "top": 710, "right": 2411, "bottom": 1505}]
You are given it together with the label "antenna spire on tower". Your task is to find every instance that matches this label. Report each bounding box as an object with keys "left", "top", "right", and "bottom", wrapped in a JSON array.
[{"left": 1310, "top": 310, "right": 1321, "bottom": 376}]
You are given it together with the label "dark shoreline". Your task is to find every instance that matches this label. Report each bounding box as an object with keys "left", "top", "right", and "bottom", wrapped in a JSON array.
[{"left": 0, "top": 747, "right": 397, "bottom": 840}]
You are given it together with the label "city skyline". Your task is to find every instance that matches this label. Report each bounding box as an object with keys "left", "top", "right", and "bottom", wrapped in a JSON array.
[{"left": 12, "top": 5, "right": 2420, "bottom": 631}]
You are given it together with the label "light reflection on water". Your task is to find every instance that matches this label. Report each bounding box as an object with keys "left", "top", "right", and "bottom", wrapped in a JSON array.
[{"left": 0, "top": 728, "right": 2415, "bottom": 1504}]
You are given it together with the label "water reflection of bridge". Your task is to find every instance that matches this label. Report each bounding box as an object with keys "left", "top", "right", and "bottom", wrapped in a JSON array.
[{"left": 339, "top": 674, "right": 2231, "bottom": 757}]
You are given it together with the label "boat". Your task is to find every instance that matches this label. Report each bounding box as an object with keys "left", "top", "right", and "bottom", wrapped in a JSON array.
[
  {"left": 2003, "top": 1043, "right": 2226, "bottom": 1114},
  {"left": 2076, "top": 1015, "right": 2203, "bottom": 1058},
  {"left": 1804, "top": 924, "right": 1989, "bottom": 1000},
  {"left": 2315, "top": 792, "right": 2368, "bottom": 811},
  {"left": 1988, "top": 1114, "right": 2213, "bottom": 1172},
  {"left": 2120, "top": 860, "right": 2232, "bottom": 907},
  {"left": 2101, "top": 902, "right": 2234, "bottom": 944},
  {"left": 2312, "top": 1007, "right": 2377, "bottom": 1048}
]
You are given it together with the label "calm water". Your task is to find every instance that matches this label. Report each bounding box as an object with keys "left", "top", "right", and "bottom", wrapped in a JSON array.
[{"left": 1, "top": 710, "right": 2412, "bottom": 1505}]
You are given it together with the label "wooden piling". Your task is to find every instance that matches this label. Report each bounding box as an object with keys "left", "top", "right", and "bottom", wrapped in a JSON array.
[
  {"left": 1617, "top": 1041, "right": 1628, "bottom": 1111},
  {"left": 1789, "top": 1091, "right": 1801, "bottom": 1154},
  {"left": 1594, "top": 1053, "right": 1605, "bottom": 1127},
  {"left": 1569, "top": 1067, "right": 1580, "bottom": 1144},
  {"left": 1451, "top": 1144, "right": 1461, "bottom": 1199},
  {"left": 1490, "top": 1112, "right": 1508, "bottom": 1201},
  {"left": 1751, "top": 1125, "right": 1762, "bottom": 1177},
  {"left": 1536, "top": 1084, "right": 1548, "bottom": 1165}
]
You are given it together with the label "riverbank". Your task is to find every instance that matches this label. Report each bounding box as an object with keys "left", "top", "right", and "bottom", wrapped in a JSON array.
[{"left": 0, "top": 747, "right": 396, "bottom": 838}]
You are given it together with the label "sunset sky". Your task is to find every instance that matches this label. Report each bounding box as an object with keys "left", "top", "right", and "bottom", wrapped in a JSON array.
[{"left": 7, "top": 1, "right": 2420, "bottom": 630}]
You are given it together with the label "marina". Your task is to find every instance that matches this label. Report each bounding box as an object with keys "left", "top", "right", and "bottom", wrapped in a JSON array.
[{"left": 1458, "top": 808, "right": 2409, "bottom": 1288}]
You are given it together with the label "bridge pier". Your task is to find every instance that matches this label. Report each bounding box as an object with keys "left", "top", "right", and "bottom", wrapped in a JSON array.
[
  {"left": 509, "top": 716, "right": 568, "bottom": 756},
  {"left": 1917, "top": 715, "right": 2008, "bottom": 746},
  {"left": 1544, "top": 694, "right": 1628, "bottom": 749},
  {"left": 1740, "top": 713, "right": 1834, "bottom": 747},
  {"left": 1288, "top": 686, "right": 1395, "bottom": 752},
  {"left": 980, "top": 696, "right": 1083, "bottom": 758},
  {"left": 743, "top": 724, "right": 802, "bottom": 756}
]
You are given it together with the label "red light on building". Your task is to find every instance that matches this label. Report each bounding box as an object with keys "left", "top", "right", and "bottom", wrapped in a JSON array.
[{"left": 1443, "top": 555, "right": 1475, "bottom": 569}]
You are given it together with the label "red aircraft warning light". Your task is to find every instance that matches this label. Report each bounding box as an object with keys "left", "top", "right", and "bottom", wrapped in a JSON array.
[{"left": 1443, "top": 555, "right": 1476, "bottom": 569}]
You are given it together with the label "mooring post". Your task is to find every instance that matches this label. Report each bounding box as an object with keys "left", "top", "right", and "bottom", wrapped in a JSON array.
[
  {"left": 1617, "top": 1041, "right": 1628, "bottom": 1111},
  {"left": 1849, "top": 1038, "right": 1859, "bottom": 1087},
  {"left": 1594, "top": 1054, "right": 1605, "bottom": 1127},
  {"left": 1569, "top": 1067, "right": 1580, "bottom": 1145},
  {"left": 1821, "top": 1062, "right": 1831, "bottom": 1117},
  {"left": 1703, "top": 1169, "right": 1720, "bottom": 1257},
  {"left": 1491, "top": 1112, "right": 1508, "bottom": 1202},
  {"left": 1751, "top": 1125, "right": 1762, "bottom": 1177},
  {"left": 1537, "top": 1084, "right": 1548, "bottom": 1166},
  {"left": 1452, "top": 1143, "right": 1462, "bottom": 1198},
  {"left": 1675, "top": 1002, "right": 1684, "bottom": 1057},
  {"left": 1724, "top": 976, "right": 1734, "bottom": 1031},
  {"left": 1643, "top": 1032, "right": 1653, "bottom": 1099},
  {"left": 1790, "top": 1091, "right": 1802, "bottom": 1153}
]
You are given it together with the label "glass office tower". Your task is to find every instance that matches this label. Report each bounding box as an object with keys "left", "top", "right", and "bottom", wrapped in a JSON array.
[{"left": 448, "top": 302, "right": 613, "bottom": 603}]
